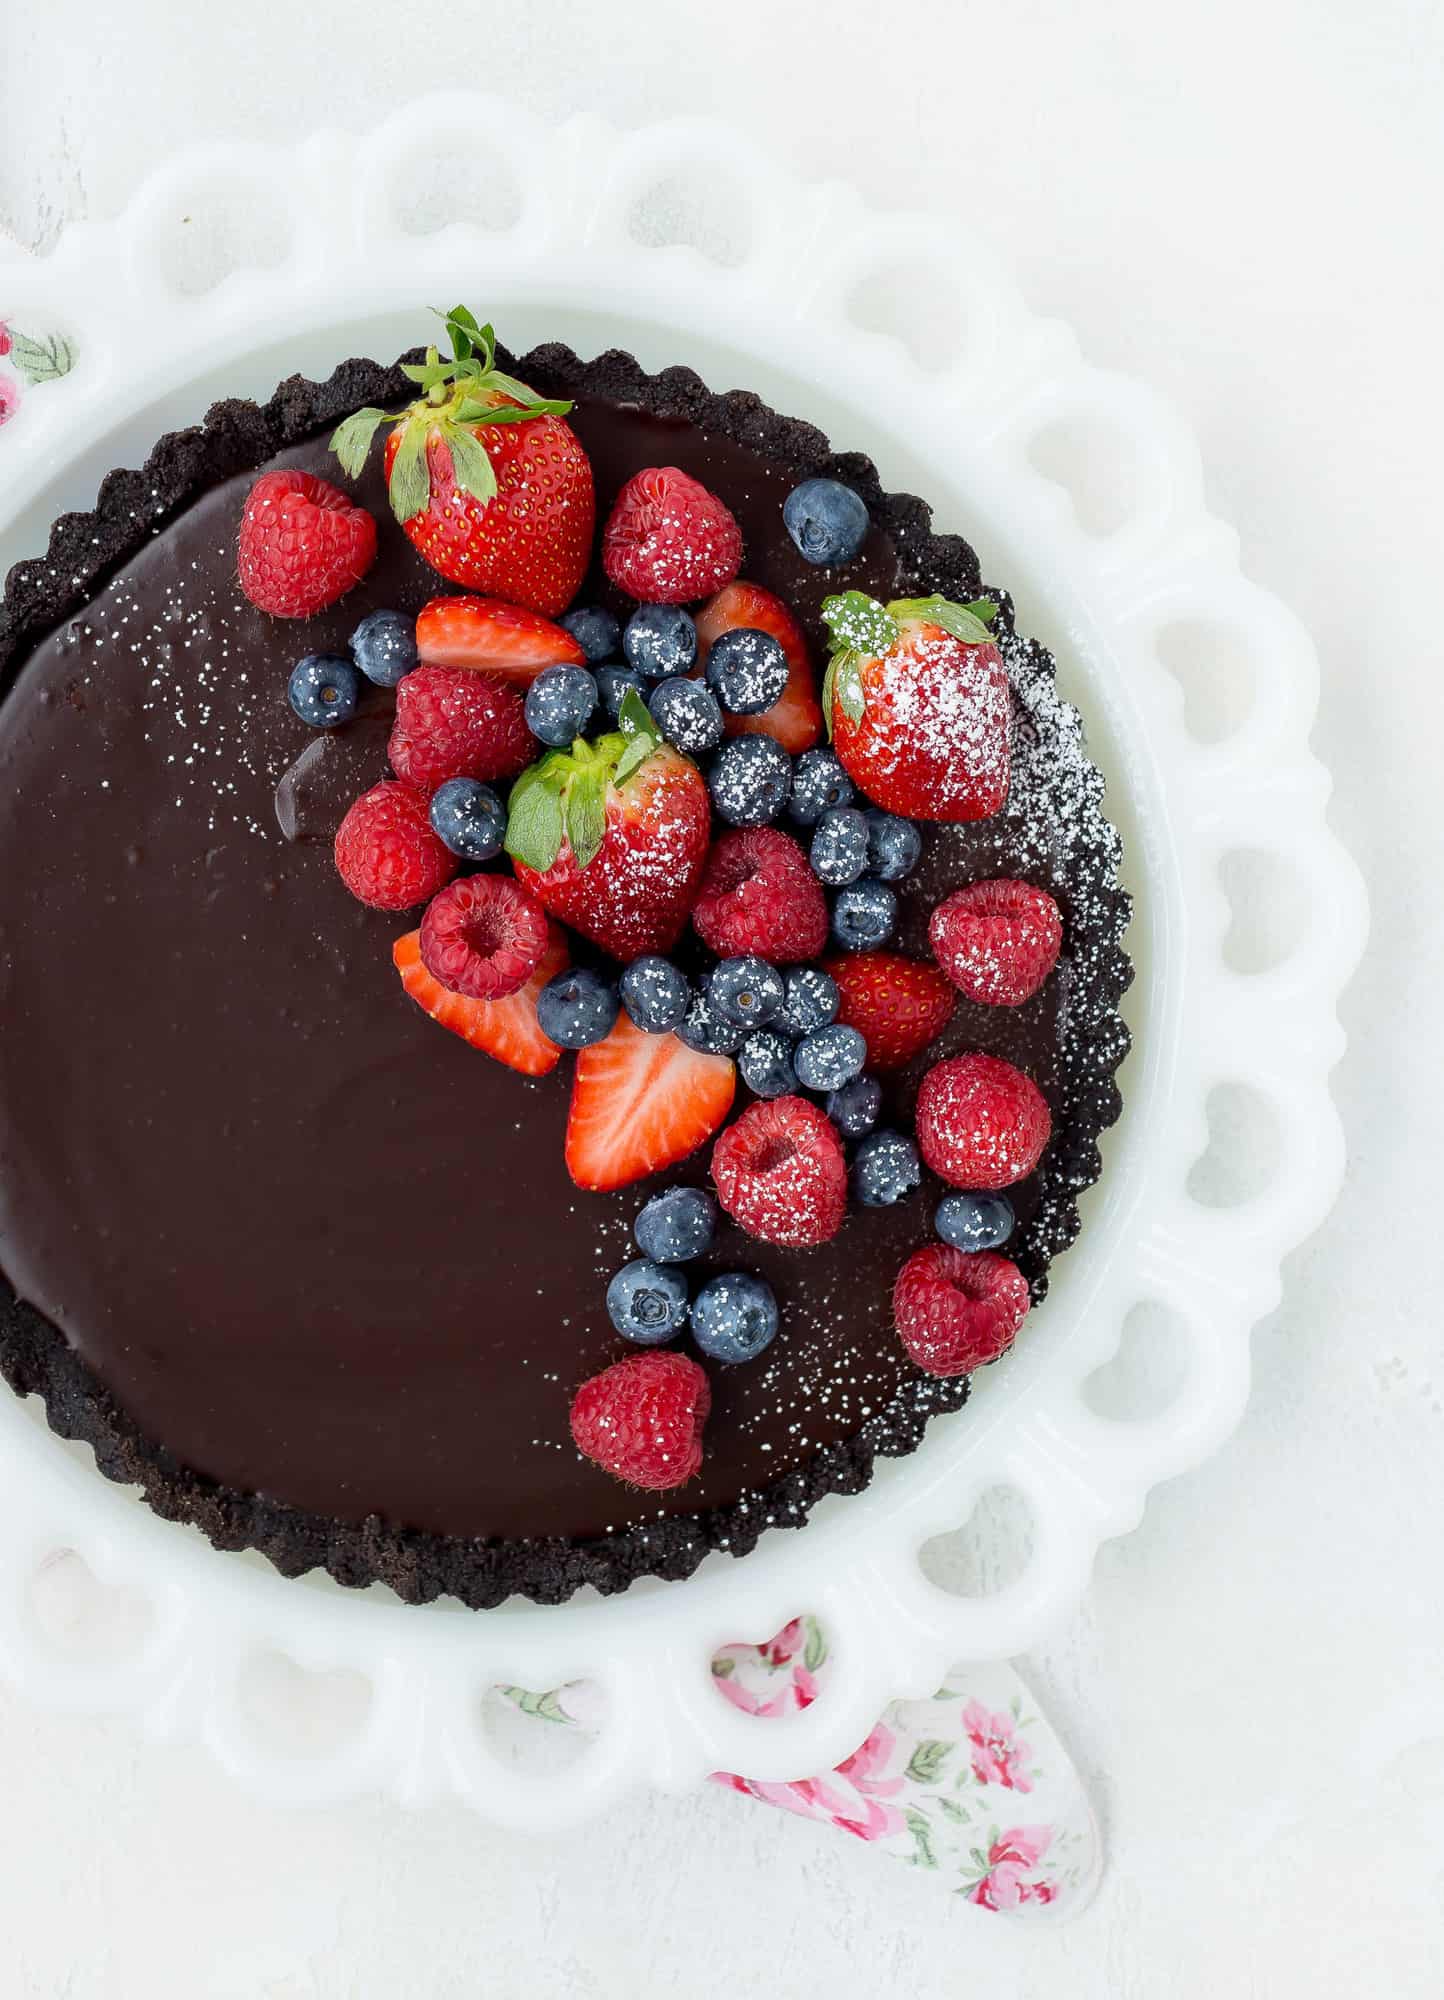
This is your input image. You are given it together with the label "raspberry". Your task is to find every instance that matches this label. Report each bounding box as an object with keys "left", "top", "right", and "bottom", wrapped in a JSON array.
[
  {"left": 418, "top": 876, "right": 549, "bottom": 1001},
  {"left": 893, "top": 1245, "right": 1030, "bottom": 1377},
  {"left": 602, "top": 466, "right": 743, "bottom": 605},
  {"left": 569, "top": 1350, "right": 711, "bottom": 1491},
  {"left": 914, "top": 1052, "right": 1052, "bottom": 1190},
  {"left": 930, "top": 879, "right": 1063, "bottom": 1007},
  {"left": 334, "top": 780, "right": 457, "bottom": 911},
  {"left": 388, "top": 664, "right": 532, "bottom": 797},
  {"left": 692, "top": 828, "right": 828, "bottom": 963},
  {"left": 823, "top": 950, "right": 956, "bottom": 1072},
  {"left": 712, "top": 1095, "right": 847, "bottom": 1247},
  {"left": 237, "top": 470, "right": 376, "bottom": 618}
]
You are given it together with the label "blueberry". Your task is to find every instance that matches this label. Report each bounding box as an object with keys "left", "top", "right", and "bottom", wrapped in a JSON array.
[
  {"left": 852, "top": 1129, "right": 922, "bottom": 1207},
  {"left": 525, "top": 664, "right": 598, "bottom": 747},
  {"left": 794, "top": 1023, "right": 867, "bottom": 1092},
  {"left": 560, "top": 605, "right": 622, "bottom": 665},
  {"left": 596, "top": 662, "right": 648, "bottom": 720},
  {"left": 619, "top": 955, "right": 691, "bottom": 1034},
  {"left": 350, "top": 609, "right": 417, "bottom": 688},
  {"left": 810, "top": 807, "right": 870, "bottom": 886},
  {"left": 287, "top": 654, "right": 361, "bottom": 729},
  {"left": 782, "top": 478, "right": 870, "bottom": 567},
  {"left": 707, "top": 735, "right": 793, "bottom": 826},
  {"left": 690, "top": 1271, "right": 779, "bottom": 1364},
  {"left": 709, "top": 955, "right": 785, "bottom": 1029},
  {"left": 624, "top": 604, "right": 697, "bottom": 680},
  {"left": 864, "top": 809, "right": 922, "bottom": 882},
  {"left": 779, "top": 965, "right": 839, "bottom": 1036},
  {"left": 428, "top": 777, "right": 507, "bottom": 861},
  {"left": 831, "top": 878, "right": 897, "bottom": 951},
  {"left": 826, "top": 1073, "right": 882, "bottom": 1139},
  {"left": 703, "top": 628, "right": 789, "bottom": 715},
  {"left": 606, "top": 1259, "right": 690, "bottom": 1343},
  {"left": 787, "top": 747, "right": 854, "bottom": 826},
  {"left": 635, "top": 1187, "right": 718, "bottom": 1265},
  {"left": 935, "top": 1192, "right": 1015, "bottom": 1253},
  {"left": 649, "top": 676, "right": 723, "bottom": 753},
  {"left": 536, "top": 966, "right": 619, "bottom": 1049},
  {"left": 677, "top": 986, "right": 745, "bottom": 1056},
  {"left": 738, "top": 1029, "right": 798, "bottom": 1099}
]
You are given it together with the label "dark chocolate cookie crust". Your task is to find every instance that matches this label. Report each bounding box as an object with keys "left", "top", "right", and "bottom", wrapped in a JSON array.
[{"left": 0, "top": 345, "right": 1131, "bottom": 1608}]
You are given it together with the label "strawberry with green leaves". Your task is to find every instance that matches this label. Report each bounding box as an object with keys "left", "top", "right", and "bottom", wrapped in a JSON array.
[
  {"left": 505, "top": 689, "right": 711, "bottom": 961},
  {"left": 331, "top": 307, "right": 595, "bottom": 617},
  {"left": 821, "top": 592, "right": 1010, "bottom": 822}
]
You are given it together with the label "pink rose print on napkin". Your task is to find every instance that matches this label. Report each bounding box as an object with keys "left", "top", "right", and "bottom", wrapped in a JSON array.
[
  {"left": 715, "top": 1722, "right": 908, "bottom": 1843},
  {"left": 963, "top": 1696, "right": 1034, "bottom": 1792},
  {"left": 965, "top": 1826, "right": 1058, "bottom": 1910},
  {"left": 0, "top": 323, "right": 12, "bottom": 357},
  {"left": 0, "top": 375, "right": 17, "bottom": 428}
]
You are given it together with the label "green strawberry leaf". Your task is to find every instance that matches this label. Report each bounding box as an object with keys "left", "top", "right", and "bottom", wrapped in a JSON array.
[
  {"left": 400, "top": 355, "right": 456, "bottom": 392},
  {"left": 566, "top": 771, "right": 609, "bottom": 869},
  {"left": 329, "top": 407, "right": 389, "bottom": 479},
  {"left": 821, "top": 590, "right": 898, "bottom": 661},
  {"left": 504, "top": 767, "right": 567, "bottom": 872},
  {"left": 455, "top": 399, "right": 575, "bottom": 427},
  {"left": 616, "top": 686, "right": 656, "bottom": 742},
  {"left": 820, "top": 650, "right": 865, "bottom": 732},
  {"left": 386, "top": 420, "right": 433, "bottom": 524},
  {"left": 612, "top": 735, "right": 652, "bottom": 787},
  {"left": 442, "top": 422, "right": 499, "bottom": 507},
  {"left": 886, "top": 595, "right": 995, "bottom": 646},
  {"left": 442, "top": 303, "right": 480, "bottom": 362}
]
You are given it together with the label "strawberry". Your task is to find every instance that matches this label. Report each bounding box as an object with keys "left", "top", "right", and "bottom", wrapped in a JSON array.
[
  {"left": 823, "top": 951, "right": 955, "bottom": 1071},
  {"left": 237, "top": 470, "right": 376, "bottom": 617},
  {"left": 392, "top": 923, "right": 568, "bottom": 1076},
  {"left": 602, "top": 466, "right": 743, "bottom": 604},
  {"left": 822, "top": 592, "right": 1010, "bottom": 821},
  {"left": 506, "top": 688, "right": 711, "bottom": 961},
  {"left": 331, "top": 308, "right": 594, "bottom": 616},
  {"left": 414, "top": 594, "right": 586, "bottom": 686},
  {"left": 566, "top": 1015, "right": 736, "bottom": 1192},
  {"left": 695, "top": 581, "right": 822, "bottom": 753}
]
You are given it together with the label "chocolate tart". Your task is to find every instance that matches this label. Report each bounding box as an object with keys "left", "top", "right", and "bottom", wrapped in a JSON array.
[{"left": 0, "top": 344, "right": 1131, "bottom": 1606}]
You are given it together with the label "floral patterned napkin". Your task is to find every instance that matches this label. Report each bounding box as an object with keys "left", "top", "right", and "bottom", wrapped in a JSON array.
[{"left": 502, "top": 1617, "right": 1099, "bottom": 1917}]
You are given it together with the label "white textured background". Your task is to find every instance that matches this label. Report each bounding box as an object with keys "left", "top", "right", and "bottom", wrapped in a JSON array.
[{"left": 2, "top": 1, "right": 1442, "bottom": 1993}]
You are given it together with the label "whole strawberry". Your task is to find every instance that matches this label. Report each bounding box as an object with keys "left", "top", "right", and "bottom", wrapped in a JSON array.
[
  {"left": 506, "top": 688, "right": 711, "bottom": 961},
  {"left": 821, "top": 592, "right": 1010, "bottom": 821},
  {"left": 237, "top": 469, "right": 377, "bottom": 617},
  {"left": 331, "top": 307, "right": 594, "bottom": 616}
]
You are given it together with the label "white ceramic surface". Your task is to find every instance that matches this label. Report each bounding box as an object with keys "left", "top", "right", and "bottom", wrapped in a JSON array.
[{"left": 0, "top": 97, "right": 1365, "bottom": 1827}]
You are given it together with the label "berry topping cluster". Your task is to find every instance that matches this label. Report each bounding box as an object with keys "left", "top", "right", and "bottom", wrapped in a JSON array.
[{"left": 241, "top": 305, "right": 1073, "bottom": 1495}]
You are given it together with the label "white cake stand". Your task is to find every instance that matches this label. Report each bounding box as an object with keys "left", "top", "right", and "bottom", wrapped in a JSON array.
[{"left": 0, "top": 96, "right": 1366, "bottom": 1827}]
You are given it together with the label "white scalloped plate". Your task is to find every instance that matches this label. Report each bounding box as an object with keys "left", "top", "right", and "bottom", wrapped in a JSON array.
[{"left": 0, "top": 99, "right": 1365, "bottom": 1826}]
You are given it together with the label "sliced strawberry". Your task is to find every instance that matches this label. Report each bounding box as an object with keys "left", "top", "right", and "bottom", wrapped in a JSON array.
[
  {"left": 695, "top": 581, "right": 822, "bottom": 753},
  {"left": 392, "top": 923, "right": 568, "bottom": 1076},
  {"left": 823, "top": 950, "right": 956, "bottom": 1071},
  {"left": 566, "top": 1015, "right": 736, "bottom": 1192},
  {"left": 508, "top": 688, "right": 711, "bottom": 961},
  {"left": 414, "top": 594, "right": 587, "bottom": 685}
]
